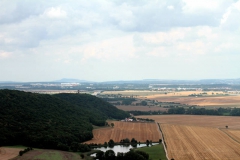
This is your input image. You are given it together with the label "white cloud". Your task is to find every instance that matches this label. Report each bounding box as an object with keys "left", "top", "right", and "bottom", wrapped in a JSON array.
[
  {"left": 42, "top": 7, "right": 67, "bottom": 19},
  {"left": 0, "top": 51, "right": 11, "bottom": 59},
  {"left": 167, "top": 5, "right": 175, "bottom": 10},
  {"left": 69, "top": 35, "right": 137, "bottom": 63}
]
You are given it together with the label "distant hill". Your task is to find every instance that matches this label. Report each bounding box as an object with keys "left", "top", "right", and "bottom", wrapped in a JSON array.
[
  {"left": 0, "top": 89, "right": 129, "bottom": 150},
  {"left": 53, "top": 78, "right": 91, "bottom": 83}
]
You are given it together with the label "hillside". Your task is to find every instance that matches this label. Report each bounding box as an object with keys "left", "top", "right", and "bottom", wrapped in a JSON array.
[{"left": 0, "top": 89, "right": 129, "bottom": 150}]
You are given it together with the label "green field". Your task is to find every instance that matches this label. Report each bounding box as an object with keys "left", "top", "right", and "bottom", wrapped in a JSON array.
[{"left": 136, "top": 144, "right": 167, "bottom": 160}]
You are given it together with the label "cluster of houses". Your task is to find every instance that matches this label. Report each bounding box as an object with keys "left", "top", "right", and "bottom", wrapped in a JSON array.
[{"left": 121, "top": 118, "right": 133, "bottom": 122}]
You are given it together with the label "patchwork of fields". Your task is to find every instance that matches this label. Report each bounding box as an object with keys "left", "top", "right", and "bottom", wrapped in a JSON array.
[
  {"left": 85, "top": 121, "right": 161, "bottom": 144},
  {"left": 137, "top": 115, "right": 240, "bottom": 128}
]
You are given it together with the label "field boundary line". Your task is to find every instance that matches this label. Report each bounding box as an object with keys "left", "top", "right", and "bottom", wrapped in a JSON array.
[
  {"left": 157, "top": 123, "right": 169, "bottom": 160},
  {"left": 219, "top": 128, "right": 240, "bottom": 144}
]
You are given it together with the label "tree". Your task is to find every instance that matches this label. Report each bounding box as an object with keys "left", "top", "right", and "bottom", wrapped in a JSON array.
[
  {"left": 96, "top": 151, "right": 104, "bottom": 160},
  {"left": 105, "top": 150, "right": 115, "bottom": 160},
  {"left": 111, "top": 123, "right": 114, "bottom": 127},
  {"left": 80, "top": 153, "right": 84, "bottom": 159},
  {"left": 124, "top": 150, "right": 145, "bottom": 160},
  {"left": 146, "top": 140, "right": 150, "bottom": 146},
  {"left": 141, "top": 101, "right": 147, "bottom": 106},
  {"left": 108, "top": 139, "right": 115, "bottom": 147}
]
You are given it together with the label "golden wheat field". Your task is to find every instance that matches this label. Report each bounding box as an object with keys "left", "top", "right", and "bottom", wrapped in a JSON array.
[
  {"left": 161, "top": 124, "right": 240, "bottom": 160},
  {"left": 137, "top": 115, "right": 240, "bottom": 129},
  {"left": 84, "top": 121, "right": 161, "bottom": 144},
  {"left": 146, "top": 94, "right": 240, "bottom": 107},
  {"left": 221, "top": 129, "right": 240, "bottom": 143}
]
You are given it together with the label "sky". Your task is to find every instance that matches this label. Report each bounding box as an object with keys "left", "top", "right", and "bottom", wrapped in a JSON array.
[{"left": 0, "top": 0, "right": 240, "bottom": 82}]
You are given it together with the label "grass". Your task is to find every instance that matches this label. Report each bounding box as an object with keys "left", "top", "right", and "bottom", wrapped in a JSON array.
[
  {"left": 33, "top": 151, "right": 66, "bottom": 160},
  {"left": 136, "top": 144, "right": 167, "bottom": 160}
]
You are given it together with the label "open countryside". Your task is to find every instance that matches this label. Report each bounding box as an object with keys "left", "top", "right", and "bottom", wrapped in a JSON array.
[{"left": 102, "top": 90, "right": 240, "bottom": 108}]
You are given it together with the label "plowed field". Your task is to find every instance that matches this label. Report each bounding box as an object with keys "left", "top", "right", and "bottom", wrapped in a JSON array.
[
  {"left": 85, "top": 121, "right": 161, "bottom": 144},
  {"left": 0, "top": 147, "right": 22, "bottom": 160},
  {"left": 161, "top": 124, "right": 240, "bottom": 160}
]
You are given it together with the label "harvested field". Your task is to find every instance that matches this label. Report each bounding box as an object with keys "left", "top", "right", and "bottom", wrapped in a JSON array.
[
  {"left": 222, "top": 129, "right": 240, "bottom": 143},
  {"left": 0, "top": 147, "right": 22, "bottom": 160},
  {"left": 11, "top": 149, "right": 81, "bottom": 160},
  {"left": 161, "top": 124, "right": 240, "bottom": 160},
  {"left": 84, "top": 121, "right": 161, "bottom": 144},
  {"left": 137, "top": 115, "right": 240, "bottom": 129},
  {"left": 146, "top": 94, "right": 240, "bottom": 107},
  {"left": 116, "top": 105, "right": 168, "bottom": 112}
]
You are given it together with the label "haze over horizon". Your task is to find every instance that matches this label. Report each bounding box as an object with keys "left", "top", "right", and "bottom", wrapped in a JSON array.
[{"left": 1, "top": 0, "right": 240, "bottom": 82}]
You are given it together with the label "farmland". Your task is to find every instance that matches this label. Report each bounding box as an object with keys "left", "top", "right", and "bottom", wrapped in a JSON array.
[
  {"left": 11, "top": 149, "right": 81, "bottom": 160},
  {"left": 135, "top": 115, "right": 240, "bottom": 160},
  {"left": 136, "top": 115, "right": 240, "bottom": 128},
  {"left": 84, "top": 121, "right": 161, "bottom": 144},
  {"left": 161, "top": 124, "right": 240, "bottom": 160},
  {"left": 0, "top": 147, "right": 22, "bottom": 160},
  {"left": 101, "top": 90, "right": 240, "bottom": 108}
]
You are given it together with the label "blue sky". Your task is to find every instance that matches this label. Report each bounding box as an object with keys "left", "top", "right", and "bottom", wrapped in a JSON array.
[{"left": 0, "top": 0, "right": 240, "bottom": 82}]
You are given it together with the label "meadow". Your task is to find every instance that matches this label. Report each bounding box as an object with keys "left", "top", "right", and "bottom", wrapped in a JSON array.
[
  {"left": 11, "top": 149, "right": 81, "bottom": 160},
  {"left": 136, "top": 144, "right": 167, "bottom": 160}
]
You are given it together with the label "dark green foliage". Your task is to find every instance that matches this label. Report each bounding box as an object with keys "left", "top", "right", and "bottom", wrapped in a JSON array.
[
  {"left": 140, "top": 101, "right": 148, "bottom": 106},
  {"left": 78, "top": 144, "right": 91, "bottom": 152},
  {"left": 96, "top": 151, "right": 104, "bottom": 160},
  {"left": 80, "top": 153, "right": 84, "bottom": 159},
  {"left": 116, "top": 152, "right": 124, "bottom": 160},
  {"left": 0, "top": 89, "right": 129, "bottom": 150},
  {"left": 96, "top": 150, "right": 104, "bottom": 160},
  {"left": 105, "top": 150, "right": 115, "bottom": 160},
  {"left": 124, "top": 150, "right": 146, "bottom": 160},
  {"left": 54, "top": 93, "right": 129, "bottom": 124},
  {"left": 108, "top": 139, "right": 115, "bottom": 147},
  {"left": 19, "top": 147, "right": 32, "bottom": 156},
  {"left": 135, "top": 150, "right": 149, "bottom": 160},
  {"left": 146, "top": 140, "right": 150, "bottom": 146},
  {"left": 121, "top": 99, "right": 135, "bottom": 105}
]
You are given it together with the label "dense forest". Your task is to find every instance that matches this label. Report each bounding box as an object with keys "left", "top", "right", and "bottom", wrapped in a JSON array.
[{"left": 0, "top": 89, "right": 129, "bottom": 150}]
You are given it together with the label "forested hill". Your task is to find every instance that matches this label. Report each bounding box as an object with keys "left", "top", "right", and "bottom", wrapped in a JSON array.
[
  {"left": 54, "top": 93, "right": 129, "bottom": 125},
  {"left": 0, "top": 89, "right": 129, "bottom": 150}
]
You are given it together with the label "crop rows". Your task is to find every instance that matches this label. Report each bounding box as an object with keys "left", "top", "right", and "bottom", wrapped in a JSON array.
[
  {"left": 161, "top": 124, "right": 240, "bottom": 160},
  {"left": 85, "top": 122, "right": 161, "bottom": 144}
]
